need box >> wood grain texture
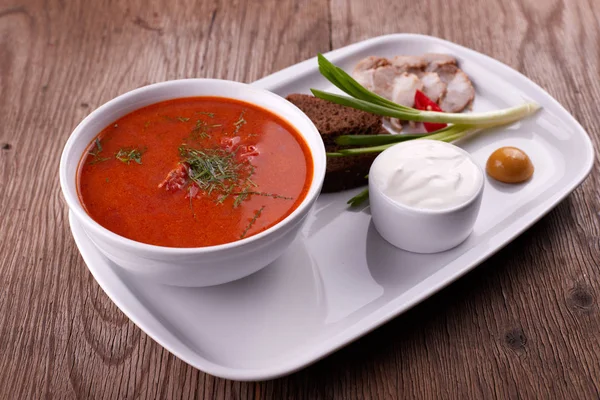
[1,0,599,398]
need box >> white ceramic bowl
[60,79,326,287]
[369,141,484,253]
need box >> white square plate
[69,34,594,380]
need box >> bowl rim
[59,78,326,254]
[369,139,485,215]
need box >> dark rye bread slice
[286,94,386,192]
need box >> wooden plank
[1,0,600,398]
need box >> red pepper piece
[414,90,447,133]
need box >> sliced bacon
[438,70,475,113]
[352,53,475,127]
[423,53,458,72]
[391,55,427,74]
[419,72,446,103]
[352,57,397,99]
[158,163,189,192]
[391,73,423,107]
[221,136,241,149]
[237,145,260,161]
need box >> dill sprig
[195,111,215,118]
[88,138,110,164]
[232,191,293,200]
[116,147,145,164]
[190,119,223,140]
[233,111,246,134]
[179,146,247,195]
[240,206,265,239]
[180,144,293,208]
[216,184,235,204]
[233,187,251,208]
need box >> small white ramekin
[60,79,326,287]
[368,140,484,253]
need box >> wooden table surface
[2,0,600,398]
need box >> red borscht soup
[77,97,313,247]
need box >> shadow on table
[256,196,579,394]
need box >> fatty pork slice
[388,73,423,130]
[391,73,423,107]
[352,56,397,99]
[423,53,458,71]
[439,70,475,113]
[352,56,381,88]
[391,55,427,74]
[427,62,475,113]
[419,72,446,103]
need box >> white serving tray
[69,34,594,381]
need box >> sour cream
[369,140,483,210]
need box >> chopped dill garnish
[178,144,289,208]
[246,177,258,187]
[179,146,248,196]
[232,191,293,200]
[143,120,151,130]
[189,119,223,141]
[91,138,102,152]
[233,111,246,134]
[194,131,211,140]
[88,138,110,164]
[116,147,145,164]
[216,184,235,204]
[88,157,110,165]
[105,178,109,183]
[240,206,265,239]
[233,187,250,208]
[195,111,215,118]
[177,117,190,122]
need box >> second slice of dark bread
[286,93,386,192]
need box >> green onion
[312,89,538,126]
[335,132,428,146]
[347,188,370,207]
